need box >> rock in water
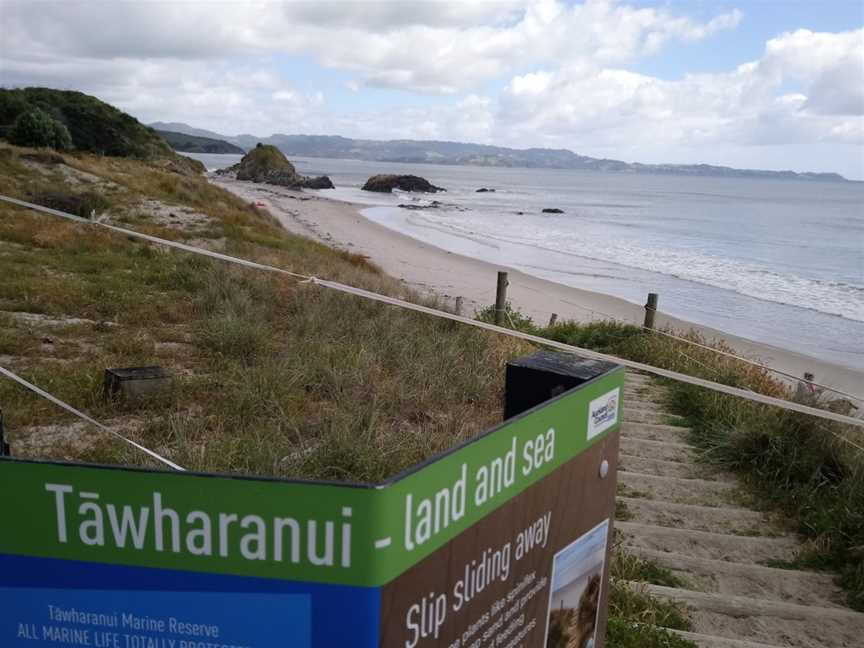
[362,174,444,193]
[234,143,334,189]
[302,175,335,189]
[542,208,564,214]
[475,187,496,192]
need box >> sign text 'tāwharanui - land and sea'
[0,354,623,648]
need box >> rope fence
[0,366,185,471]
[1,194,862,449]
[513,281,862,404]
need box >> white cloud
[490,27,864,175]
[0,1,861,177]
[1,0,741,93]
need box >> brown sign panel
[380,430,619,648]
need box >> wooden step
[624,385,665,397]
[622,399,667,412]
[621,421,691,444]
[618,453,704,479]
[623,407,683,425]
[619,471,737,507]
[618,497,773,537]
[640,583,864,648]
[625,379,656,390]
[628,547,848,608]
[616,521,799,564]
[620,437,694,463]
[667,628,791,648]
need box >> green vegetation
[491,310,864,611]
[606,618,696,648]
[9,108,73,151]
[0,88,173,159]
[611,550,689,590]
[0,142,528,482]
[606,548,697,647]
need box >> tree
[9,108,73,151]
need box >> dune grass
[0,143,529,481]
[606,549,696,647]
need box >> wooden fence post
[644,292,658,329]
[495,272,509,326]
[454,296,463,316]
[548,313,558,327]
[0,409,9,457]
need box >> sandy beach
[212,176,864,399]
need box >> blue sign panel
[0,555,380,647]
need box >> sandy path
[212,177,864,399]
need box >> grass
[0,142,530,480]
[605,618,696,648]
[494,310,864,612]
[607,548,696,647]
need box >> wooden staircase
[617,372,864,647]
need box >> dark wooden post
[454,296,463,316]
[494,271,509,326]
[548,313,558,327]
[0,409,9,457]
[644,292,658,329]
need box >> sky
[1,0,862,178]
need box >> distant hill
[155,129,244,154]
[152,122,848,182]
[0,88,174,159]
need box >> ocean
[190,153,864,371]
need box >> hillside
[156,129,245,154]
[153,121,848,182]
[1,88,174,159]
[0,141,523,481]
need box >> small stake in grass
[104,366,171,403]
[549,313,558,327]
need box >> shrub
[475,301,537,333]
[9,108,72,151]
[0,88,172,158]
[31,190,111,219]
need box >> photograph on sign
[543,519,610,648]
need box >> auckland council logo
[587,388,620,440]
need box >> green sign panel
[0,361,623,647]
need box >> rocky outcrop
[231,143,334,189]
[361,174,444,193]
[542,208,564,214]
[301,175,336,189]
[475,187,495,192]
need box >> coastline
[212,176,864,398]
